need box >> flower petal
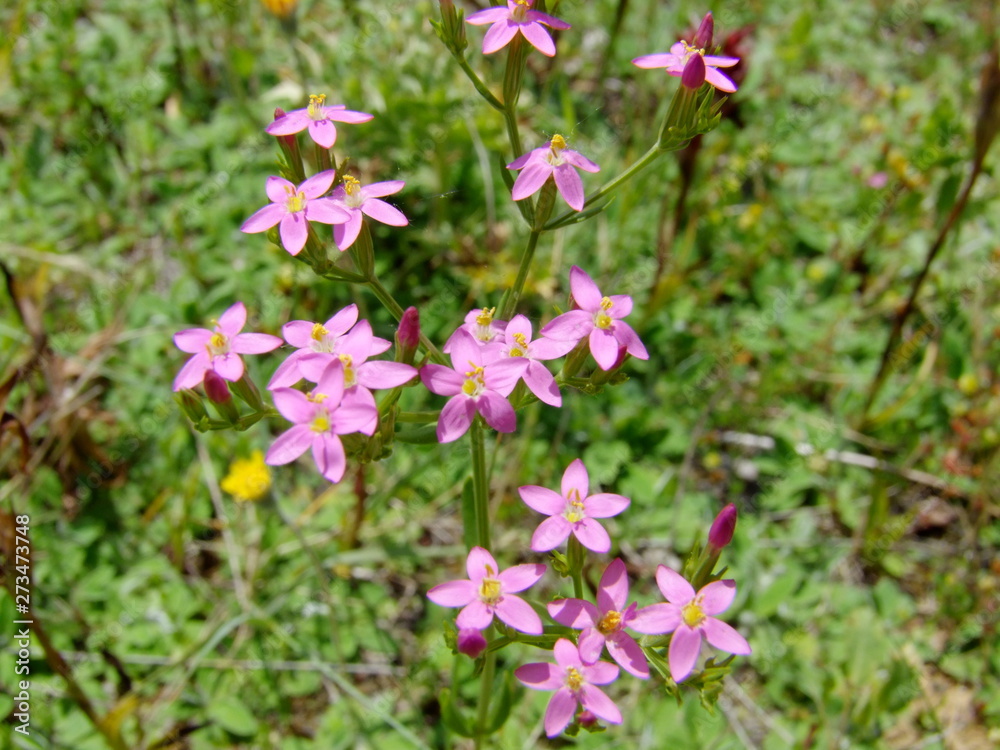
[705,66,737,93]
[312,433,346,483]
[607,633,649,678]
[212,353,244,382]
[668,626,703,683]
[631,53,676,69]
[477,391,516,433]
[482,19,519,54]
[497,563,546,593]
[279,212,309,256]
[301,171,334,201]
[511,162,552,201]
[656,565,696,604]
[495,595,543,635]
[568,265,603,311]
[265,425,313,465]
[325,304,359,337]
[531,515,572,552]
[584,492,630,519]
[218,302,247,334]
[325,107,374,124]
[553,163,585,210]
[420,364,464,396]
[305,198,351,225]
[573,518,611,554]
[308,118,337,148]
[265,175,295,203]
[427,579,477,608]
[702,617,752,656]
[613,320,649,360]
[173,353,209,390]
[522,362,561,406]
[547,598,600,629]
[543,689,577,738]
[628,602,681,634]
[553,638,584,670]
[333,210,363,250]
[526,10,571,30]
[579,685,622,725]
[561,458,589,499]
[518,485,565,515]
[562,149,600,173]
[540,310,592,341]
[360,180,405,198]
[577,627,606,663]
[456,600,494,630]
[596,558,629,613]
[173,328,212,353]
[361,198,408,227]
[356,361,417,389]
[465,6,510,25]
[241,202,286,234]
[699,579,737,615]
[514,662,562,690]
[582,659,620,686]
[265,110,311,136]
[482,358,523,396]
[518,21,556,57]
[436,395,475,443]
[589,329,620,370]
[271,387,314,423]
[231,332,282,354]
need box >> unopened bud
[203,370,232,404]
[456,628,487,659]
[708,503,738,550]
[395,306,420,364]
[176,389,209,423]
[577,710,599,729]
[681,53,707,90]
[693,12,714,50]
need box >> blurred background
[0,0,998,747]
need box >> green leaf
[439,688,475,737]
[207,696,259,737]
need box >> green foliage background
[1,0,998,747]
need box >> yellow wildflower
[220,451,272,502]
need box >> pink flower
[241,171,349,256]
[708,503,738,551]
[518,459,629,554]
[540,266,648,370]
[268,305,381,389]
[329,176,408,251]
[427,547,545,635]
[548,558,669,678]
[466,0,570,58]
[265,361,378,483]
[265,94,374,149]
[507,135,599,212]
[173,302,282,391]
[632,20,740,94]
[495,314,575,407]
[443,307,507,352]
[420,329,523,443]
[515,638,621,738]
[640,566,752,683]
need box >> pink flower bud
[204,370,232,404]
[681,53,707,89]
[395,306,420,364]
[456,628,487,659]
[578,710,599,729]
[272,107,297,149]
[708,503,737,550]
[693,12,714,50]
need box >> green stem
[456,57,505,112]
[365,276,448,365]
[499,229,541,320]
[568,535,585,599]
[470,417,490,550]
[475,642,497,748]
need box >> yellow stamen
[285,188,306,213]
[597,610,622,635]
[475,307,495,326]
[343,175,361,196]
[307,93,327,119]
[512,332,528,348]
[479,577,501,604]
[339,354,356,387]
[681,600,706,628]
[310,413,331,433]
[550,134,567,152]
[305,391,328,403]
[600,296,613,311]
[311,323,329,340]
[595,299,614,330]
[565,667,583,692]
[209,333,227,350]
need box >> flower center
[207,332,229,357]
[473,307,497,342]
[681,41,706,61]
[563,487,586,524]
[479,566,502,605]
[565,666,583,692]
[285,187,307,213]
[597,610,623,635]
[307,93,327,120]
[462,363,486,398]
[338,353,356,387]
[546,133,567,166]
[342,175,364,208]
[311,323,329,340]
[594,297,614,329]
[508,332,528,357]
[511,0,530,22]
[310,407,331,433]
[681,600,706,628]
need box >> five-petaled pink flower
[443,307,507,352]
[265,361,378,483]
[518,458,629,553]
[632,17,740,94]
[241,170,349,256]
[466,0,570,58]
[329,176,408,251]
[640,565,751,683]
[507,135,599,212]
[420,329,523,443]
[541,266,648,370]
[515,638,621,737]
[266,94,374,149]
[268,304,384,389]
[173,302,282,391]
[427,546,546,634]
[496,314,575,407]
[548,558,672,679]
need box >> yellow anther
[339,354,353,367]
[681,600,706,628]
[462,379,478,395]
[512,332,528,348]
[600,296,613,311]
[310,413,331,433]
[475,307,495,326]
[464,363,485,380]
[339,354,356,386]
[565,667,583,692]
[311,323,329,340]
[479,577,502,604]
[286,190,306,213]
[209,333,227,350]
[307,93,327,119]
[598,610,622,635]
[305,391,328,403]
[550,134,567,151]
[343,175,361,196]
